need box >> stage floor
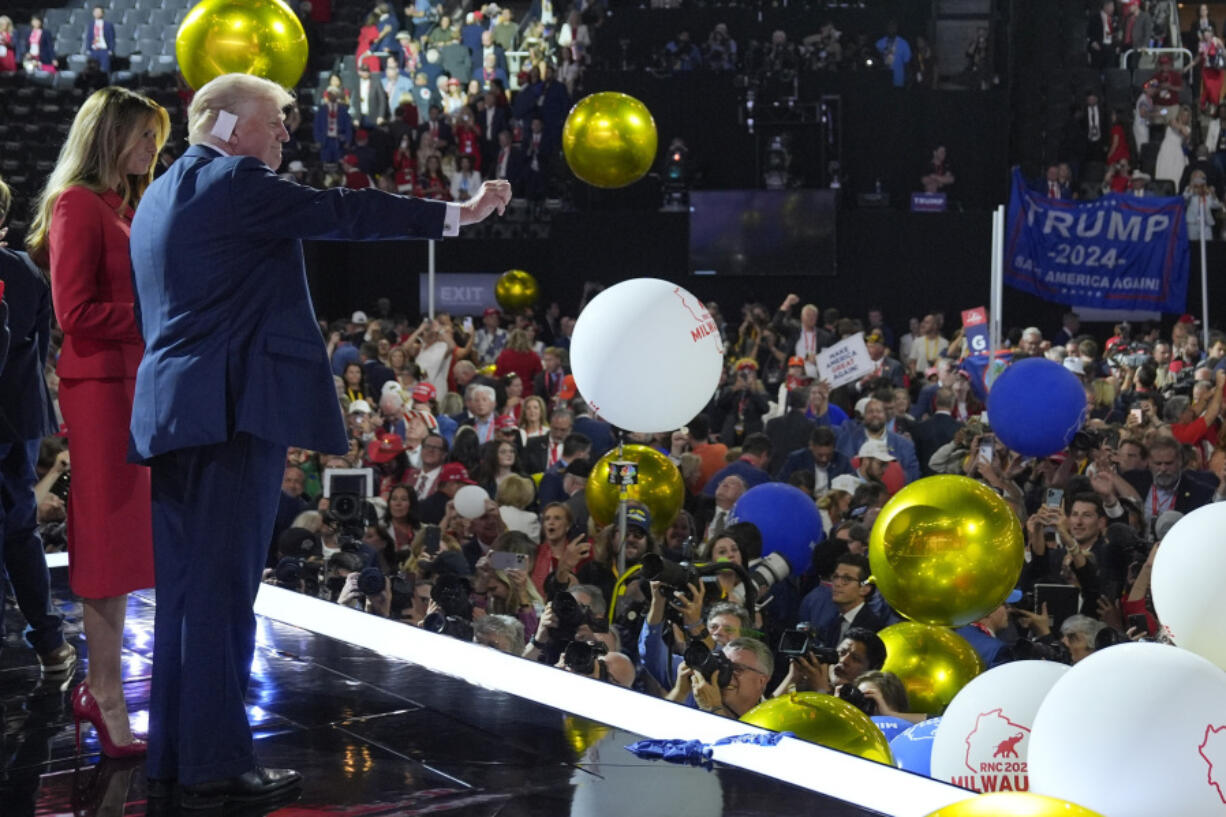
[1,577,889,817]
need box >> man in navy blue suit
[128,74,510,808]
[83,6,115,73]
[775,426,852,488]
[571,397,614,459]
[0,177,75,676]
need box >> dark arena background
[2,0,1226,815]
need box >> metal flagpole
[988,205,1003,359]
[1200,193,1210,350]
[427,240,436,320]
[616,435,628,578]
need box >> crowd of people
[290,0,590,208]
[627,18,993,91]
[100,285,1220,719]
[1049,1,1226,238]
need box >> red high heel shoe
[72,681,147,759]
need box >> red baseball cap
[483,307,500,318]
[367,433,406,464]
[557,374,578,400]
[412,382,437,404]
[495,414,518,431]
[343,153,360,166]
[787,356,805,368]
[437,462,476,485]
[1177,314,1200,325]
[407,409,439,431]
[355,129,369,140]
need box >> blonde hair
[0,174,11,224]
[506,328,532,352]
[496,474,535,509]
[0,16,12,33]
[27,87,169,267]
[188,73,294,146]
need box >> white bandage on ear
[210,110,238,141]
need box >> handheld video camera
[777,622,839,665]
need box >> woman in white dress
[1154,105,1190,187]
[1133,82,1156,150]
[406,318,454,398]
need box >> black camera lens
[562,639,607,676]
[274,557,304,587]
[357,566,385,596]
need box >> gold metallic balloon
[740,693,893,765]
[868,475,1024,627]
[585,445,683,537]
[879,622,984,715]
[924,793,1105,817]
[562,92,658,189]
[176,0,308,91]
[478,363,497,377]
[494,269,539,312]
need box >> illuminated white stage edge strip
[44,554,966,815]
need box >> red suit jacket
[50,186,144,378]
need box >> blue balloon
[987,357,1087,457]
[871,716,912,742]
[890,717,941,776]
[731,483,823,572]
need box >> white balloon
[930,661,1068,793]
[1030,643,1226,816]
[570,278,724,433]
[1152,503,1226,671]
[454,484,489,519]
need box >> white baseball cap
[347,399,373,414]
[351,310,368,324]
[830,474,863,494]
[857,439,896,462]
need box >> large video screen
[689,190,837,276]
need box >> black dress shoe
[180,767,301,809]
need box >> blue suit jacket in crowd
[128,145,448,462]
[18,28,56,66]
[776,447,853,483]
[313,103,354,145]
[955,624,1011,668]
[835,423,920,483]
[82,20,115,52]
[0,249,57,442]
[573,415,615,459]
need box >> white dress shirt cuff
[441,202,461,237]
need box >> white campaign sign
[816,332,875,389]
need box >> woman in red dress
[355,13,382,73]
[27,87,168,757]
[494,329,543,395]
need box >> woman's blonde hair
[506,328,532,352]
[27,86,169,267]
[496,474,535,509]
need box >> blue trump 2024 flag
[1004,168,1189,314]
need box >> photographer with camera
[668,637,773,719]
[638,572,752,689]
[523,584,613,666]
[336,568,393,618]
[554,637,635,688]
[772,626,885,699]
